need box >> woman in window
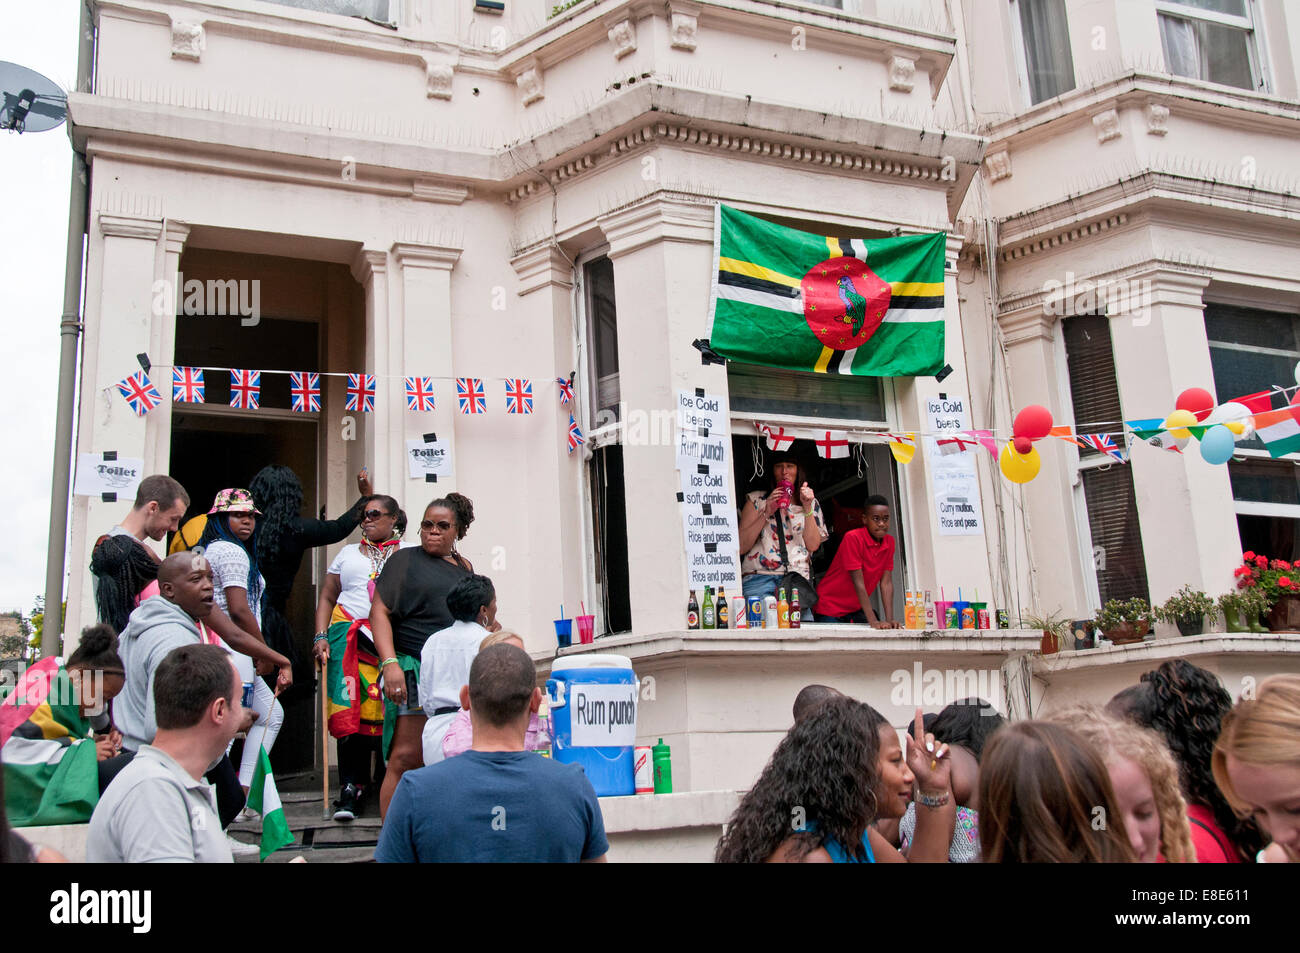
[1213,674,1300,863]
[737,449,828,613]
[199,488,283,800]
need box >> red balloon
[1176,387,1215,422]
[1013,436,1033,455]
[1013,404,1053,441]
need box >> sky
[0,1,80,613]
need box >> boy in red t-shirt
[813,495,902,627]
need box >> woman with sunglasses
[368,493,481,818]
[312,495,410,820]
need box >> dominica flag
[246,745,294,862]
[708,204,946,377]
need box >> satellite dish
[0,61,68,134]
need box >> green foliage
[1021,610,1072,651]
[1154,585,1216,624]
[549,0,587,17]
[1094,597,1152,631]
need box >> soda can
[732,596,749,629]
[996,609,1010,629]
[634,746,654,794]
[763,595,779,629]
[748,597,764,627]
[977,608,990,630]
[241,681,254,708]
[944,606,959,629]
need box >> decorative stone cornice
[163,221,190,256]
[350,249,388,285]
[98,213,163,240]
[390,241,463,271]
[996,306,1055,346]
[996,259,1210,319]
[999,213,1129,262]
[510,244,575,296]
[597,194,714,259]
[412,181,470,204]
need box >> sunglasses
[421,520,454,531]
[362,509,392,521]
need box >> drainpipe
[41,0,94,657]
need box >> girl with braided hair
[1113,660,1264,862]
[1048,705,1195,862]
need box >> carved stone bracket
[984,149,1012,183]
[1092,107,1121,144]
[170,19,205,62]
[516,60,544,107]
[607,17,637,60]
[888,55,916,93]
[424,60,454,101]
[669,2,700,52]
[1145,102,1169,136]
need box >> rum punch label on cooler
[634,745,654,794]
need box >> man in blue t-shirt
[375,643,608,863]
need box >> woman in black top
[249,465,372,672]
[370,493,476,818]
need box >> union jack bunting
[405,377,436,412]
[758,423,795,452]
[555,377,574,404]
[290,372,321,413]
[346,373,376,413]
[505,379,533,415]
[172,367,204,404]
[230,369,260,410]
[457,378,486,414]
[567,413,585,453]
[1080,432,1126,462]
[117,371,162,417]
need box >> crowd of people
[1,462,1297,866]
[717,664,1299,863]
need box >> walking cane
[319,658,330,820]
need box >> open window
[1157,0,1261,91]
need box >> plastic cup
[934,601,953,628]
[554,619,572,648]
[953,601,972,629]
[972,603,989,629]
[576,614,595,644]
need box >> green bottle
[701,586,715,629]
[652,737,673,794]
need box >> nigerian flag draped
[707,204,946,377]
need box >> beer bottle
[789,587,801,629]
[687,591,700,629]
[717,586,729,629]
[777,587,790,629]
[702,586,715,629]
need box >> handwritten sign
[926,397,984,536]
[405,437,452,480]
[676,389,742,589]
[74,454,143,498]
[570,683,639,747]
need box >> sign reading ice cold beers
[570,683,639,747]
[676,389,741,590]
[926,396,984,537]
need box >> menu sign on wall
[676,389,741,589]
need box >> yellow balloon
[999,443,1041,484]
[1163,409,1197,439]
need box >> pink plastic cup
[934,601,953,628]
[576,614,596,644]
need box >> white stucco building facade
[55,0,1300,798]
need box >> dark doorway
[589,445,632,635]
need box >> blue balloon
[1200,425,1235,465]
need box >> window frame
[1009,0,1078,108]
[1154,0,1267,93]
[254,0,401,24]
[574,245,623,450]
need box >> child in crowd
[440,631,550,759]
[812,494,901,627]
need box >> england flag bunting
[505,379,533,415]
[172,367,204,404]
[567,413,585,453]
[117,371,162,417]
[346,374,376,413]
[405,377,436,412]
[813,430,851,459]
[457,378,486,414]
[555,377,574,405]
[758,423,795,452]
[937,432,978,455]
[290,372,321,413]
[230,370,260,410]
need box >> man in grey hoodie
[112,553,258,843]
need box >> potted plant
[1155,585,1216,637]
[1094,598,1152,645]
[1022,611,1073,655]
[1233,552,1300,631]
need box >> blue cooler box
[546,654,638,797]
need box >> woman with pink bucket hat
[198,489,285,809]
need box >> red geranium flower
[1256,555,1269,568]
[1281,577,1292,587]
[1243,551,1256,561]
[1280,561,1292,571]
[1246,579,1257,587]
[1234,567,1249,577]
